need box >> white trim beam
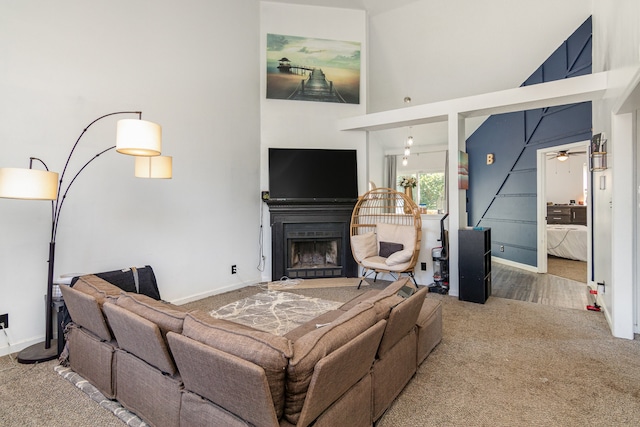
[338,72,608,132]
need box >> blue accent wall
[466,17,592,267]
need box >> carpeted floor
[1,282,639,426]
[547,255,587,283]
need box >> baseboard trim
[491,256,538,273]
[171,280,252,306]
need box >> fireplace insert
[267,200,358,280]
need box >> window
[418,171,446,213]
[395,150,447,215]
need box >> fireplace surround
[266,200,358,280]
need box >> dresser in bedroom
[546,205,587,226]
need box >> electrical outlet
[231,265,237,274]
[500,245,505,252]
[421,262,427,271]
[0,313,8,329]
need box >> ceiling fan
[546,149,586,162]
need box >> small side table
[53,274,78,356]
[53,297,66,356]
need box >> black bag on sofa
[75,265,162,301]
[61,265,162,332]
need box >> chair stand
[357,268,418,290]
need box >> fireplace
[286,223,343,278]
[267,200,358,280]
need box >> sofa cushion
[377,286,427,358]
[296,320,386,427]
[308,374,373,427]
[338,289,380,312]
[372,329,417,420]
[59,285,112,341]
[336,278,409,322]
[168,332,280,427]
[350,231,377,262]
[379,241,403,258]
[416,298,443,365]
[284,309,343,342]
[66,325,117,399]
[181,311,292,419]
[180,390,252,427]
[116,292,189,337]
[285,302,377,424]
[358,278,412,322]
[103,302,178,375]
[115,349,183,427]
[72,275,123,305]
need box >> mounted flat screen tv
[268,148,358,202]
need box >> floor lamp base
[17,340,59,364]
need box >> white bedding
[547,224,587,262]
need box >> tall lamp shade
[116,119,162,156]
[135,156,173,179]
[0,111,171,364]
[0,168,58,200]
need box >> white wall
[259,2,368,281]
[0,0,262,356]
[592,0,640,338]
[367,0,593,112]
[545,155,588,205]
[364,0,593,294]
[365,0,592,151]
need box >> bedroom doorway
[537,141,591,284]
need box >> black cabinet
[459,228,491,304]
[546,205,586,225]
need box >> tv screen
[268,148,358,201]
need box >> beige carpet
[547,255,587,283]
[267,276,365,290]
[2,283,639,427]
[377,294,640,426]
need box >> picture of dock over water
[266,34,360,104]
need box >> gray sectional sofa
[60,274,442,427]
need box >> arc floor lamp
[0,111,172,364]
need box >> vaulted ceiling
[264,0,594,148]
[264,0,417,16]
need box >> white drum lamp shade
[135,156,173,179]
[0,168,59,200]
[0,111,170,364]
[116,119,162,156]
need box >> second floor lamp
[0,111,172,363]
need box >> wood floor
[491,261,591,311]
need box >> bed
[546,224,588,262]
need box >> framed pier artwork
[266,33,361,104]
